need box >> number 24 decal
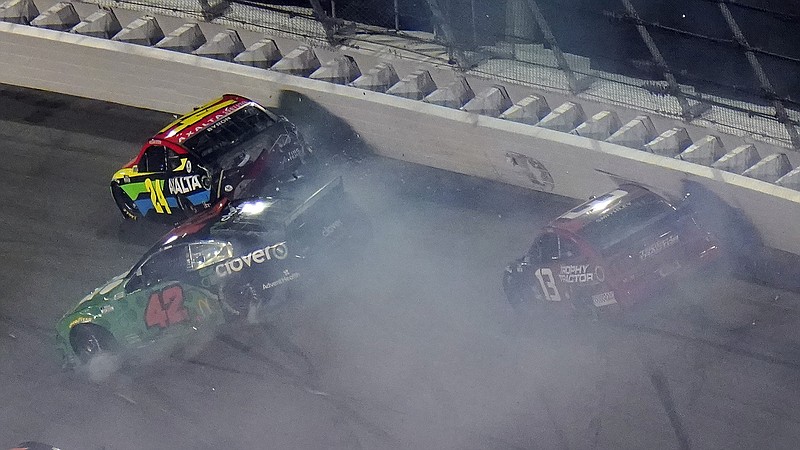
[145,178,172,214]
[145,285,189,328]
[534,268,562,302]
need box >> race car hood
[56,272,128,349]
[70,271,128,313]
[210,176,345,241]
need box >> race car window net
[135,244,191,287]
[167,149,182,171]
[138,145,168,172]
[578,194,674,255]
[531,232,560,261]
[183,106,276,163]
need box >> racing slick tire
[69,324,118,364]
[219,281,274,322]
[503,271,544,312]
[176,194,202,217]
[111,183,140,221]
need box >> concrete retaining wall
[1,21,799,255]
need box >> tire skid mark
[588,324,612,449]
[207,329,531,448]
[0,312,53,340]
[642,356,692,450]
[617,322,800,371]
[203,333,401,447]
[536,388,571,450]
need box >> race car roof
[550,183,660,233]
[153,94,252,146]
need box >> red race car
[110,94,308,220]
[503,183,720,315]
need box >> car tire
[176,194,200,217]
[69,324,117,364]
[111,183,140,221]
[220,281,269,320]
[503,271,538,309]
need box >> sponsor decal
[204,115,231,133]
[591,291,618,307]
[168,175,202,195]
[175,103,242,142]
[263,269,300,290]
[322,219,343,237]
[68,317,93,328]
[215,243,289,277]
[640,234,679,260]
[595,201,632,223]
[284,147,302,163]
[559,264,594,283]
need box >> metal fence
[305,0,800,149]
[85,0,800,149]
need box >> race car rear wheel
[220,281,274,321]
[69,324,117,364]
[176,194,201,217]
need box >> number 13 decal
[534,268,562,302]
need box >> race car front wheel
[176,194,201,217]
[504,272,536,308]
[111,183,140,220]
[69,324,117,364]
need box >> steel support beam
[425,0,466,66]
[717,2,800,148]
[619,0,700,121]
[523,0,589,94]
[308,0,337,43]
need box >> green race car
[57,172,366,367]
[55,240,231,366]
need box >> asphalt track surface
[3,85,800,449]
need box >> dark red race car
[502,183,720,315]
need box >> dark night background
[244,0,800,106]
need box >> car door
[164,147,213,212]
[122,243,223,349]
[528,231,591,308]
[127,144,174,216]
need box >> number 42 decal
[145,285,189,328]
[534,268,562,302]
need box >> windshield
[578,193,674,253]
[182,105,276,164]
